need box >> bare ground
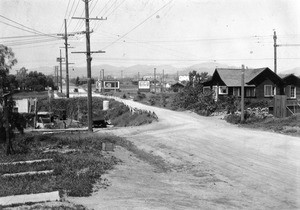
[68,99,300,210]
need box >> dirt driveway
[68,99,300,209]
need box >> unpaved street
[69,99,300,209]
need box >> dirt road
[69,99,300,209]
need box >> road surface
[68,98,300,209]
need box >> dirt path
[68,99,300,209]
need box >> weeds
[0,133,120,197]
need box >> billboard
[138,80,150,92]
[103,81,120,90]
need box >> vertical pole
[55,66,58,88]
[154,68,156,93]
[59,49,63,93]
[138,72,140,80]
[162,69,165,92]
[102,69,105,93]
[241,65,245,123]
[4,96,10,155]
[85,0,93,132]
[65,19,69,98]
[273,30,277,74]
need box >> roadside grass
[226,113,300,136]
[0,132,120,197]
[12,91,49,99]
[111,136,171,173]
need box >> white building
[179,75,189,82]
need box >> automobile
[36,112,54,129]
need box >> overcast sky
[1,0,300,73]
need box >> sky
[1,0,300,74]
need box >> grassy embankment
[0,133,119,197]
[0,131,171,198]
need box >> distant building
[14,98,36,113]
[179,75,189,82]
[142,75,160,81]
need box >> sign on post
[138,80,150,92]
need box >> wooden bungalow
[203,68,285,102]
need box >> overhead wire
[101,0,177,50]
[58,0,72,33]
[0,15,61,39]
[91,0,116,30]
[92,0,126,32]
[66,0,76,27]
[68,0,81,28]
[0,33,62,40]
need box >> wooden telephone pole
[273,30,277,74]
[72,0,106,132]
[241,65,245,123]
[59,50,63,93]
[64,19,70,98]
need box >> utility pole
[64,19,70,98]
[72,0,106,132]
[121,70,123,80]
[102,69,105,93]
[85,0,93,132]
[273,30,277,74]
[162,69,165,92]
[154,68,156,93]
[59,50,63,93]
[54,66,59,87]
[241,65,245,123]
[138,72,140,81]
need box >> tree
[16,67,28,91]
[75,76,80,86]
[23,71,54,91]
[172,71,216,115]
[0,45,24,155]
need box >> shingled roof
[215,68,267,87]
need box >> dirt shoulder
[69,99,300,209]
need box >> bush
[224,114,241,124]
[134,92,146,101]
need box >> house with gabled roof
[203,67,285,101]
[281,74,300,100]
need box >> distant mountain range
[26,62,300,78]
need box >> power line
[0,33,62,40]
[65,0,77,28]
[72,8,85,32]
[101,0,178,50]
[92,57,300,62]
[68,0,81,28]
[0,15,60,39]
[2,36,60,45]
[93,0,125,32]
[91,0,115,30]
[90,0,100,14]
[6,38,61,47]
[64,0,72,19]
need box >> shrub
[224,114,241,124]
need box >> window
[218,86,228,94]
[233,87,240,96]
[264,85,273,97]
[290,86,296,98]
[246,87,256,97]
